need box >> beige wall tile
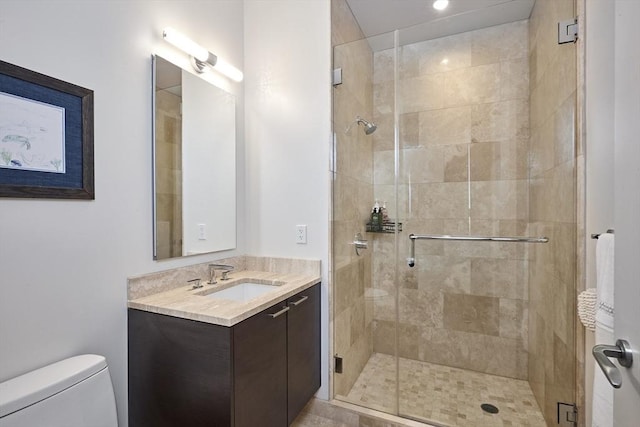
[419,106,472,146]
[373,150,395,185]
[399,113,419,148]
[499,298,529,340]
[373,81,394,116]
[416,255,471,294]
[399,288,443,328]
[469,139,529,181]
[373,49,394,84]
[412,182,469,219]
[471,100,528,143]
[444,64,501,107]
[470,179,528,221]
[500,58,530,101]
[443,293,500,336]
[470,258,529,300]
[416,32,472,75]
[399,74,445,113]
[554,93,577,167]
[372,319,396,355]
[331,0,365,47]
[334,41,373,110]
[471,20,528,66]
[372,113,394,152]
[402,146,445,184]
[418,326,528,379]
[443,144,469,182]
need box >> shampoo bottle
[371,200,381,231]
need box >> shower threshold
[337,353,546,427]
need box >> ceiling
[345,0,535,51]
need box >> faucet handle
[208,264,234,283]
[188,278,202,289]
[207,264,217,285]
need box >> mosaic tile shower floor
[338,353,547,426]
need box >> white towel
[578,288,597,331]
[592,233,615,427]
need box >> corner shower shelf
[366,221,402,233]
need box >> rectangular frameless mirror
[153,55,236,260]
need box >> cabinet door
[128,309,232,427]
[287,283,321,424]
[233,303,288,427]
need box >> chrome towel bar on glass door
[407,233,549,267]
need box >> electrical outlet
[296,225,307,244]
[198,224,207,240]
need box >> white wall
[244,0,332,399]
[584,1,615,424]
[0,2,244,426]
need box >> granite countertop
[127,269,320,327]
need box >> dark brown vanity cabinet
[128,282,320,427]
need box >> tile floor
[337,353,547,427]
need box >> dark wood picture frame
[0,60,94,199]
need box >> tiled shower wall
[370,21,531,380]
[528,0,578,424]
[331,0,375,398]
[155,89,183,258]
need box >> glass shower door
[331,32,399,416]
[332,1,578,425]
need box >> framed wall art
[0,60,94,199]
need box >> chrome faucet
[208,264,234,284]
[188,278,203,289]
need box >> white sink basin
[203,282,279,302]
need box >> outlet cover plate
[296,225,307,244]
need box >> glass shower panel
[393,20,542,426]
[331,31,399,416]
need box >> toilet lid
[0,354,107,418]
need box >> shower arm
[407,233,549,267]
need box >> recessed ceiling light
[433,0,449,11]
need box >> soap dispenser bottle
[381,201,389,223]
[371,200,381,231]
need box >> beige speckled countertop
[128,270,320,327]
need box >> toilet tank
[0,354,118,427]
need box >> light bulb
[163,27,243,82]
[433,0,449,11]
[163,27,209,62]
[213,57,244,82]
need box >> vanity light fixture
[433,0,449,11]
[162,27,244,82]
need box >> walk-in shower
[331,0,578,425]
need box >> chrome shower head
[345,116,377,135]
[357,117,377,135]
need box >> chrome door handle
[267,306,290,318]
[592,339,633,388]
[289,295,308,306]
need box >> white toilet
[0,354,118,427]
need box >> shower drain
[481,403,499,414]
